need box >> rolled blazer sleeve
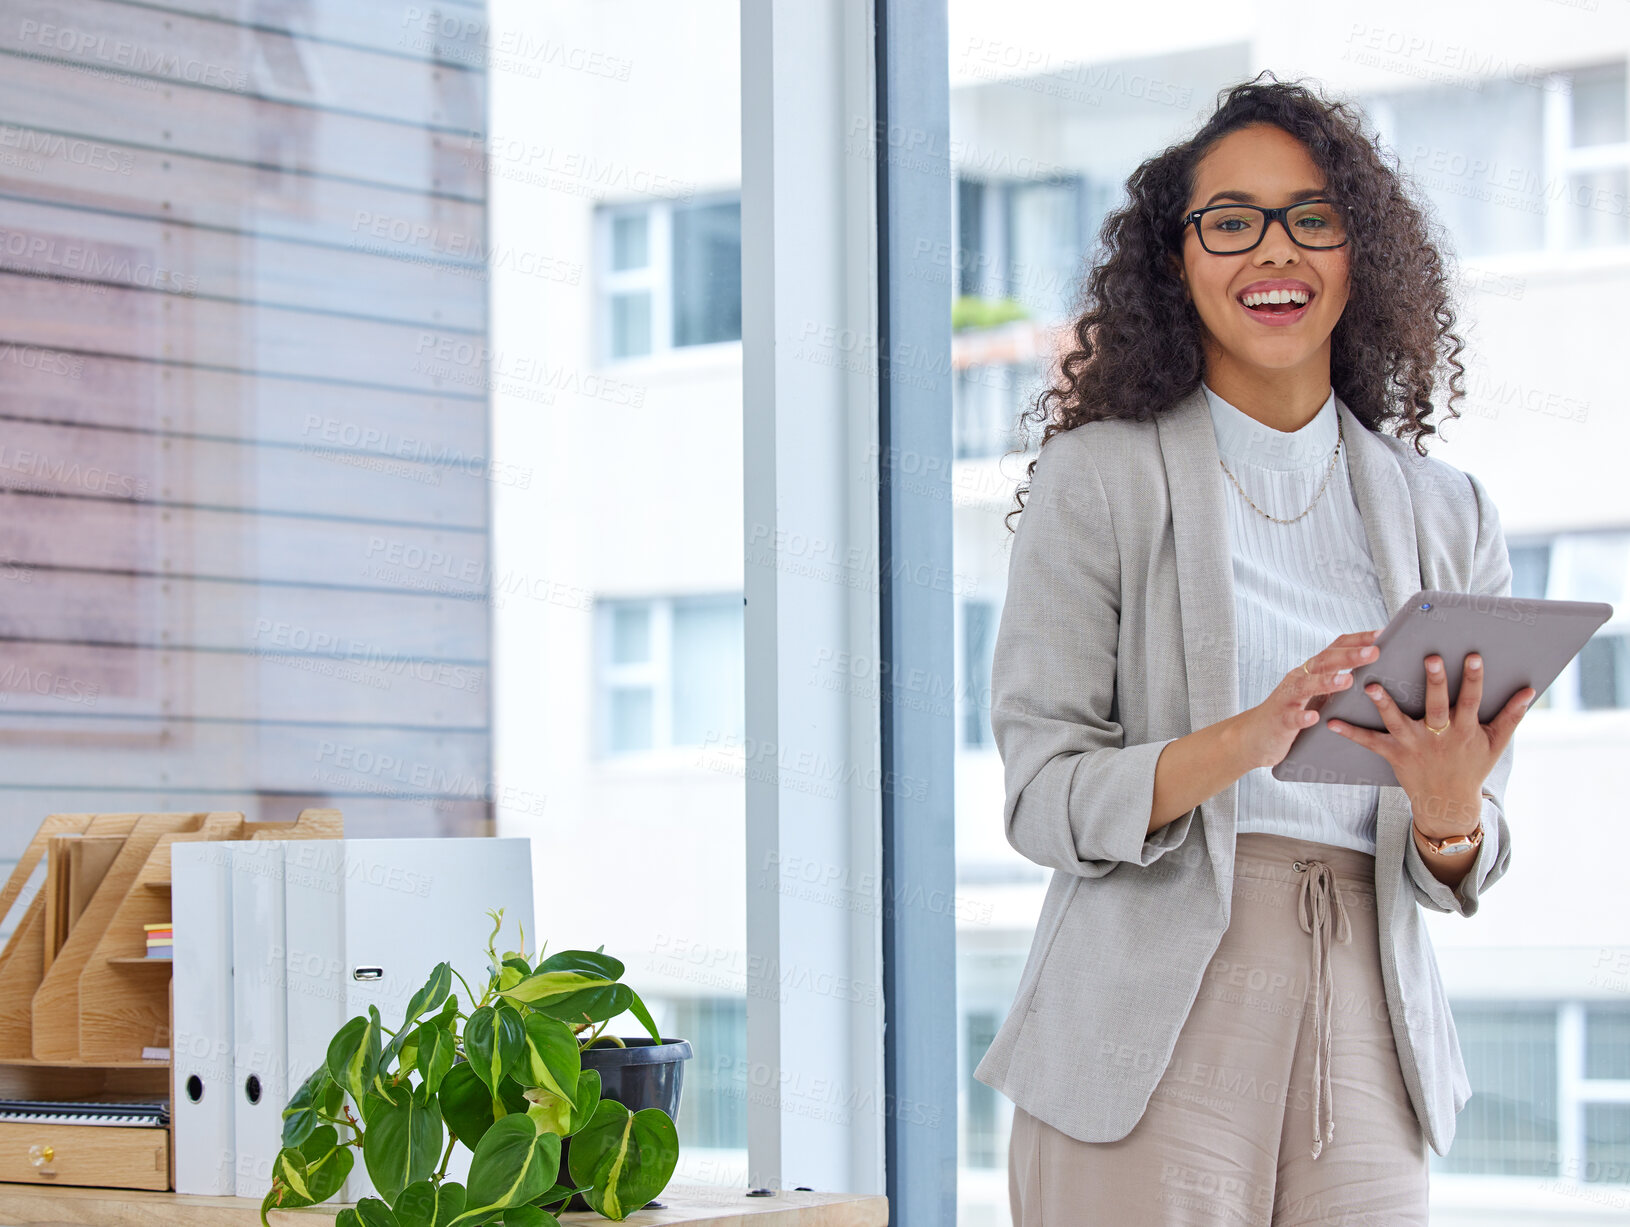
[1403,469,1516,917]
[991,435,1199,878]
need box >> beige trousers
[1007,831,1430,1227]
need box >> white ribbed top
[1204,381,1394,856]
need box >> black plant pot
[554,1037,693,1215]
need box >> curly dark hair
[1004,69,1468,532]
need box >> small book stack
[143,922,172,961]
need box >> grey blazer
[972,383,1515,1158]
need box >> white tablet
[1272,589,1613,789]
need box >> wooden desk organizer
[0,809,342,1191]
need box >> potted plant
[261,910,691,1226]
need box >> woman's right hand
[1236,631,1383,771]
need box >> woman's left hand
[1326,650,1535,834]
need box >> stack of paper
[143,922,172,960]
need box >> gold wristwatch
[1413,790,1494,857]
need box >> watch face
[1436,837,1477,856]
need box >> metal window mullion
[877,0,957,1223]
[652,202,675,354]
[1544,73,1573,251]
[1559,1000,1586,1183]
[652,597,675,750]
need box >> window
[952,360,1039,460]
[963,1010,1002,1167]
[597,595,744,755]
[659,995,748,1150]
[598,194,742,361]
[1435,1003,1560,1176]
[961,599,999,749]
[1364,60,1630,257]
[954,175,1087,322]
[1510,531,1630,712]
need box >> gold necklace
[1217,414,1344,525]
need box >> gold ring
[1425,721,1449,735]
[1301,662,1311,676]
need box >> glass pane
[1578,634,1630,710]
[1006,178,1083,320]
[671,597,744,747]
[1572,61,1628,147]
[1375,78,1547,257]
[1510,543,1552,601]
[609,687,655,755]
[660,995,749,1148]
[611,603,652,665]
[486,2,745,1189]
[611,291,654,359]
[1433,1004,1558,1177]
[962,601,998,748]
[1566,168,1630,250]
[1585,1003,1630,1079]
[612,211,651,271]
[1585,1104,1630,1185]
[672,199,743,346]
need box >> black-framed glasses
[1182,199,1350,254]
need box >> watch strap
[1413,790,1494,857]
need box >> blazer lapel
[1156,386,1425,880]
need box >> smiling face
[1171,123,1351,411]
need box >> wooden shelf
[106,958,173,968]
[0,1183,889,1227]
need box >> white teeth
[1241,288,1310,308]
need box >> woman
[973,72,1536,1224]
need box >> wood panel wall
[0,0,495,856]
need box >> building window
[954,175,1088,322]
[952,360,1039,460]
[1432,1000,1630,1183]
[961,599,999,749]
[1501,531,1630,712]
[963,1010,1002,1168]
[659,995,748,1150]
[598,195,742,362]
[597,595,744,755]
[1436,1002,1560,1176]
[1364,60,1630,257]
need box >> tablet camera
[1419,602,1432,612]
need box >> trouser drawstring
[1294,857,1352,1160]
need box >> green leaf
[296,1125,354,1204]
[336,1211,364,1227]
[566,1068,602,1135]
[362,1090,445,1202]
[261,1144,322,1226]
[448,1116,561,1227]
[533,1181,588,1212]
[502,1208,560,1227]
[497,970,618,1008]
[327,1013,381,1105]
[621,987,664,1045]
[393,1180,468,1227]
[567,1101,679,1221]
[403,962,455,1028]
[533,949,625,981]
[416,1020,458,1097]
[465,1005,525,1096]
[516,1015,579,1101]
[525,983,633,1030]
[522,1088,571,1137]
[355,1197,404,1227]
[440,1062,528,1150]
[369,1005,403,1101]
[281,1065,343,1148]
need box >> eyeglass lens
[1198,202,1347,252]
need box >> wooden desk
[0,1183,890,1227]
